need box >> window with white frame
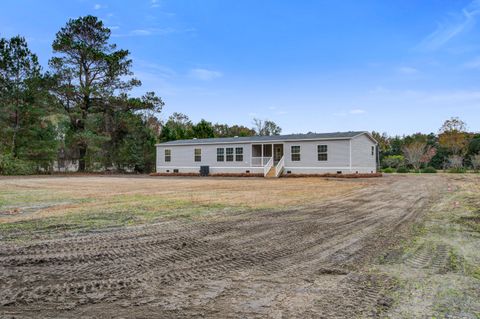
[371,145,375,156]
[318,145,328,161]
[217,148,224,161]
[291,146,300,161]
[235,147,243,162]
[226,147,234,162]
[164,149,171,162]
[194,148,201,162]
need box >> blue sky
[1,0,480,135]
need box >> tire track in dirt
[0,175,446,318]
[404,243,449,273]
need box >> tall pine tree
[0,36,59,173]
[49,15,163,171]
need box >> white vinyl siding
[284,140,349,168]
[156,143,252,171]
[351,134,377,172]
[156,133,378,174]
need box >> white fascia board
[155,136,352,147]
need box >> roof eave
[155,136,356,147]
[352,131,378,144]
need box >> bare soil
[0,175,448,318]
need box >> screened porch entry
[251,144,284,166]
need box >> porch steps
[265,166,277,178]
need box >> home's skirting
[156,166,377,175]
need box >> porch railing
[263,157,274,177]
[251,157,272,167]
[275,155,285,177]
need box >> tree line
[374,117,480,172]
[158,113,281,142]
[0,15,281,174]
[2,15,478,175]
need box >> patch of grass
[472,267,480,280]
[0,189,83,210]
[457,216,480,232]
[455,199,480,232]
[448,249,462,272]
[0,176,361,226]
[0,198,243,241]
[376,176,480,317]
[448,167,467,174]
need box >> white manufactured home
[155,131,378,177]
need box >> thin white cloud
[150,0,160,8]
[349,109,366,114]
[132,70,179,96]
[366,87,480,110]
[131,29,153,36]
[368,86,391,95]
[332,109,366,116]
[189,68,223,81]
[417,0,480,51]
[420,90,480,103]
[266,106,287,115]
[94,4,106,10]
[135,59,177,79]
[397,66,419,75]
[112,27,177,37]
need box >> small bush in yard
[382,167,396,173]
[447,155,464,169]
[471,154,480,172]
[448,167,467,173]
[421,166,437,173]
[396,167,409,173]
[382,155,405,169]
[0,154,37,175]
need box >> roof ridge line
[156,131,369,146]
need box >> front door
[274,144,283,164]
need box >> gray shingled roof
[156,131,368,146]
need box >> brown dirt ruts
[0,175,446,318]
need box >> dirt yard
[0,175,479,318]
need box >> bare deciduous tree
[448,155,464,169]
[438,117,468,156]
[439,117,467,133]
[252,118,282,136]
[470,154,480,172]
[403,142,433,170]
[420,146,437,166]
